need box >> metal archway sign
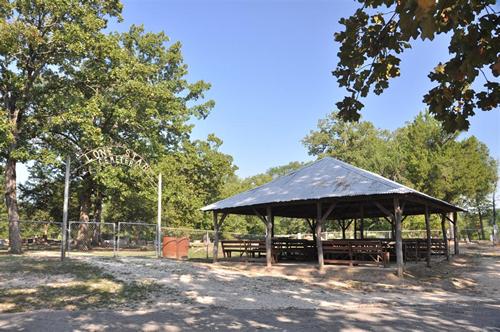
[61,146,162,260]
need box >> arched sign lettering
[76,146,153,178]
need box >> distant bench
[221,238,315,262]
[322,240,389,267]
[221,240,266,258]
[401,239,447,261]
[221,238,446,265]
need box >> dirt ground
[0,242,499,331]
[69,242,500,310]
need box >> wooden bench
[322,240,389,267]
[382,239,447,262]
[272,238,315,261]
[221,240,266,258]
[221,239,315,261]
[402,239,447,261]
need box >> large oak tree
[0,0,122,253]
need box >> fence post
[206,230,209,260]
[67,222,72,255]
[157,173,162,258]
[117,222,121,255]
[60,156,71,261]
[113,223,116,257]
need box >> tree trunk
[478,209,485,240]
[91,191,103,246]
[5,158,22,254]
[76,184,92,250]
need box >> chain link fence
[68,221,116,255]
[2,219,484,259]
[117,222,157,257]
[18,221,62,251]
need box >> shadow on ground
[0,301,499,332]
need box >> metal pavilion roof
[202,157,462,216]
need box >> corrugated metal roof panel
[202,157,460,211]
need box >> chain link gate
[117,222,158,257]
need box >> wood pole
[441,214,449,260]
[212,212,219,263]
[448,212,454,245]
[453,211,459,255]
[157,173,162,258]
[61,156,71,261]
[360,208,364,240]
[353,219,357,239]
[266,206,273,268]
[394,197,404,277]
[271,215,275,238]
[425,205,431,268]
[315,202,324,270]
[360,219,364,239]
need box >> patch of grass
[0,256,159,313]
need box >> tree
[333,0,499,132]
[0,0,122,253]
[302,112,394,177]
[456,137,497,239]
[42,24,215,248]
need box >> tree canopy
[333,0,499,131]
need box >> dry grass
[0,256,158,313]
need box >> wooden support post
[213,212,219,263]
[360,216,364,240]
[448,213,454,244]
[315,202,336,271]
[353,219,357,239]
[359,205,365,240]
[425,205,431,268]
[271,215,275,238]
[441,214,449,260]
[266,206,273,268]
[453,211,459,255]
[316,202,324,270]
[394,198,404,277]
[212,212,227,263]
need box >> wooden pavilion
[202,157,463,277]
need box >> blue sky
[17,0,499,181]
